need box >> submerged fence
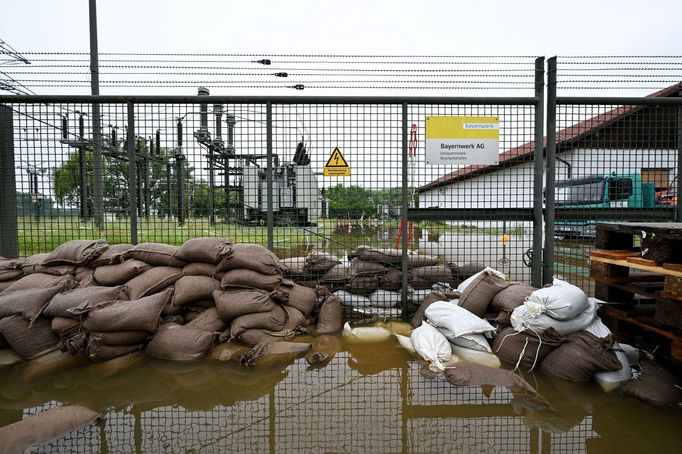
[0,57,680,301]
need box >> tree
[325,185,376,218]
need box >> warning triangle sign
[324,147,350,176]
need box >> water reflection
[1,337,682,453]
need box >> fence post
[0,105,18,258]
[127,101,138,245]
[401,103,409,314]
[544,57,557,285]
[266,102,274,251]
[531,56,545,288]
[89,0,104,229]
[677,105,682,223]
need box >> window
[608,178,633,201]
[642,168,670,191]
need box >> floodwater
[1,335,682,453]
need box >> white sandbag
[395,334,416,354]
[594,344,631,392]
[333,290,371,308]
[368,289,402,308]
[410,322,452,372]
[523,279,589,320]
[438,328,492,352]
[510,296,597,335]
[619,343,639,365]
[342,322,392,343]
[353,306,403,318]
[456,267,506,293]
[584,317,612,338]
[450,343,501,368]
[425,301,496,338]
[410,289,435,304]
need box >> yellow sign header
[425,116,499,140]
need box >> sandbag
[524,279,590,320]
[89,331,150,346]
[241,341,311,367]
[381,268,402,291]
[230,305,287,338]
[350,258,388,275]
[444,332,491,352]
[0,280,17,294]
[457,267,506,293]
[0,315,60,360]
[182,262,222,279]
[411,265,456,287]
[306,334,343,364]
[44,285,126,318]
[93,259,152,286]
[219,243,284,275]
[281,257,307,277]
[74,267,94,287]
[490,283,536,312]
[214,288,276,322]
[319,264,350,285]
[540,330,622,382]
[304,251,341,273]
[344,275,380,295]
[333,290,371,308]
[124,242,186,267]
[43,239,109,266]
[450,343,501,368]
[81,289,172,333]
[410,322,452,372]
[0,405,100,454]
[21,253,49,275]
[584,316,612,338]
[350,245,438,267]
[22,349,87,381]
[169,276,220,311]
[368,289,402,308]
[24,264,76,277]
[86,337,144,361]
[621,356,682,406]
[279,284,317,316]
[146,324,216,361]
[208,342,249,362]
[0,348,22,367]
[510,297,597,335]
[410,291,450,328]
[3,273,75,293]
[186,307,226,332]
[492,326,565,371]
[458,270,509,317]
[176,237,232,264]
[317,295,342,334]
[445,362,546,404]
[283,305,307,331]
[447,262,486,281]
[0,286,61,321]
[0,333,7,349]
[594,344,632,392]
[343,322,392,343]
[89,243,132,267]
[237,329,287,346]
[0,258,23,282]
[88,351,145,377]
[220,268,284,291]
[425,301,496,338]
[51,317,80,339]
[124,266,182,300]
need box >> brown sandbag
[492,327,566,371]
[20,253,49,274]
[411,265,456,287]
[124,242,186,267]
[3,273,75,293]
[44,285,126,319]
[319,263,350,285]
[81,289,172,333]
[445,362,548,405]
[25,264,77,277]
[22,349,88,381]
[90,331,150,346]
[146,324,216,361]
[88,351,145,377]
[230,305,287,338]
[86,337,144,362]
[214,288,277,322]
[241,340,312,367]
[281,257,306,276]
[381,269,403,291]
[283,305,306,331]
[621,356,682,406]
[0,333,7,349]
[0,405,101,454]
[74,267,94,287]
[317,295,343,334]
[0,348,22,367]
[43,239,109,266]
[51,317,80,339]
[124,266,182,300]
[490,283,536,312]
[89,243,132,267]
[220,268,285,291]
[0,258,23,282]
[350,245,438,267]
[93,259,152,286]
[458,271,509,318]
[0,286,61,321]
[344,275,380,295]
[176,237,232,264]
[350,258,388,275]
[186,307,226,332]
[208,342,249,362]
[306,334,342,364]
[304,251,341,274]
[182,262,222,279]
[540,331,623,382]
[410,291,451,328]
[219,243,284,275]
[447,262,487,280]
[237,329,291,346]
[170,276,221,311]
[0,315,60,360]
[279,284,317,316]
[0,280,17,294]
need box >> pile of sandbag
[0,238,342,368]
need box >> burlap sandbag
[458,271,509,318]
[0,405,100,454]
[22,349,88,381]
[176,237,232,264]
[86,337,144,362]
[0,333,8,349]
[146,323,216,360]
[540,331,623,382]
[26,264,76,277]
[317,295,343,334]
[304,251,341,274]
[0,280,17,294]
[214,288,276,322]
[0,315,60,359]
[168,276,221,313]
[182,262,222,279]
[492,327,565,371]
[21,253,49,274]
[220,268,285,291]
[410,291,459,328]
[278,284,317,316]
[51,317,80,339]
[81,289,172,333]
[89,331,150,346]
[219,243,284,275]
[306,334,343,364]
[411,265,456,288]
[490,283,536,312]
[93,259,152,286]
[349,245,438,267]
[237,329,285,346]
[0,348,22,367]
[90,243,132,267]
[0,258,23,282]
[3,273,75,293]
[381,269,402,291]
[283,305,307,331]
[208,342,250,362]
[0,286,61,321]
[74,267,94,287]
[447,262,487,281]
[124,242,186,267]
[230,305,287,338]
[124,266,182,300]
[186,307,226,332]
[43,239,109,266]
[241,341,312,367]
[44,285,126,319]
[345,275,380,295]
[319,263,350,285]
[350,258,388,275]
[621,356,682,406]
[281,257,306,276]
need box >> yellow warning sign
[323,147,350,177]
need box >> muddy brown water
[1,335,682,453]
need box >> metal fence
[1,56,681,302]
